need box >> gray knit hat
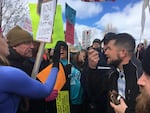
[7,26,33,46]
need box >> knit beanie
[142,45,150,76]
[7,26,33,46]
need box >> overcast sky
[28,0,150,45]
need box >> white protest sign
[36,0,56,42]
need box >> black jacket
[107,60,140,113]
[81,51,110,113]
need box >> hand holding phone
[109,90,121,105]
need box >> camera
[109,90,121,105]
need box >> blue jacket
[61,59,83,104]
[0,66,58,113]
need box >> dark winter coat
[81,51,110,113]
[107,60,140,113]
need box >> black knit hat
[102,32,116,45]
[142,45,150,76]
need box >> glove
[45,90,58,102]
[52,41,61,68]
[64,64,72,79]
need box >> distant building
[82,30,91,49]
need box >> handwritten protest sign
[29,4,65,48]
[36,0,56,42]
[56,91,70,113]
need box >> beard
[136,89,150,113]
[109,58,122,68]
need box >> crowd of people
[0,23,150,113]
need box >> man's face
[136,72,150,113]
[137,72,150,96]
[13,41,34,58]
[92,42,101,49]
[104,40,122,67]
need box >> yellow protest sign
[56,91,70,113]
[29,4,65,48]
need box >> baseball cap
[93,39,101,44]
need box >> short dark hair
[102,32,116,45]
[114,33,135,55]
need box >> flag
[65,3,76,44]
[140,0,150,41]
[65,3,76,25]
[81,0,115,2]
[65,20,75,44]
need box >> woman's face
[78,51,86,63]
[60,46,67,60]
[0,33,9,56]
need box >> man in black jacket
[88,33,142,113]
[106,33,141,113]
[80,34,116,113]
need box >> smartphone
[109,90,121,105]
[93,48,100,52]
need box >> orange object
[37,63,66,91]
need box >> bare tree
[2,0,29,35]
[0,0,3,27]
